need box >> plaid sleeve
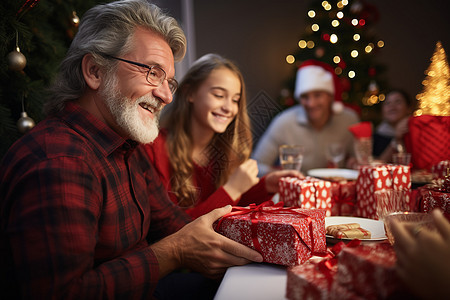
[3,155,161,299]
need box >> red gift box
[356,165,411,219]
[214,202,326,266]
[330,180,356,216]
[405,115,450,171]
[418,185,450,218]
[286,241,361,300]
[333,243,408,299]
[279,177,333,216]
[431,160,450,179]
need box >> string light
[306,40,315,48]
[286,55,295,64]
[351,19,358,26]
[331,20,340,27]
[353,34,360,41]
[308,10,316,18]
[335,67,343,75]
[351,50,359,58]
[312,24,320,31]
[330,34,338,43]
[348,70,356,78]
[377,40,385,48]
[336,11,344,19]
[337,1,344,9]
[333,56,341,63]
[298,40,307,48]
[342,0,349,5]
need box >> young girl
[144,53,301,218]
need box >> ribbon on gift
[315,239,361,290]
[331,183,355,215]
[215,200,321,256]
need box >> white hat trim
[294,65,335,100]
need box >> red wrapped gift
[214,201,326,266]
[405,115,450,171]
[333,243,409,299]
[417,185,450,218]
[432,160,450,179]
[356,165,411,219]
[279,177,333,216]
[286,241,361,300]
[330,180,356,216]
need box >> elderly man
[0,1,262,299]
[252,59,359,174]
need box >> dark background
[157,0,450,108]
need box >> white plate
[325,216,387,243]
[308,168,358,180]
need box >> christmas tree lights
[415,41,450,117]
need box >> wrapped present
[214,201,326,266]
[356,165,411,219]
[333,243,409,299]
[330,180,356,216]
[286,240,361,300]
[417,184,450,219]
[431,160,450,179]
[279,177,333,216]
[404,115,450,171]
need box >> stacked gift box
[286,242,414,300]
[279,177,356,217]
[355,164,411,219]
[214,202,327,266]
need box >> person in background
[0,1,263,299]
[252,59,359,174]
[144,53,302,219]
[373,89,414,162]
[391,209,450,300]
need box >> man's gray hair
[45,0,186,116]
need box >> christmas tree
[279,0,388,120]
[0,0,106,158]
[415,41,450,116]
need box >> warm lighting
[377,40,385,48]
[306,40,315,48]
[330,34,338,43]
[331,20,340,27]
[324,3,332,10]
[351,19,358,26]
[342,0,348,5]
[286,55,295,64]
[337,1,344,9]
[359,19,366,26]
[298,40,307,48]
[335,67,342,75]
[348,70,356,78]
[415,41,450,116]
[333,56,341,63]
[308,10,316,18]
[351,50,359,58]
[379,93,386,101]
[321,1,329,7]
[312,24,320,31]
[353,34,360,41]
[337,11,344,19]
[365,45,373,53]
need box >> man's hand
[151,205,263,279]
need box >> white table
[214,263,288,300]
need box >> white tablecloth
[214,263,288,300]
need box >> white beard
[101,73,161,144]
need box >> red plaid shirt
[0,102,191,299]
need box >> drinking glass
[374,189,411,221]
[392,153,411,165]
[384,212,435,245]
[326,142,345,168]
[279,145,304,171]
[354,137,373,166]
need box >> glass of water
[279,145,304,171]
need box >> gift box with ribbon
[286,240,360,300]
[332,243,410,299]
[431,160,450,179]
[355,164,411,219]
[330,180,356,216]
[279,177,333,216]
[417,185,450,219]
[214,201,326,266]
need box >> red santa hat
[294,59,344,113]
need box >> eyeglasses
[103,54,178,94]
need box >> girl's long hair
[161,53,252,207]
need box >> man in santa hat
[252,59,359,174]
